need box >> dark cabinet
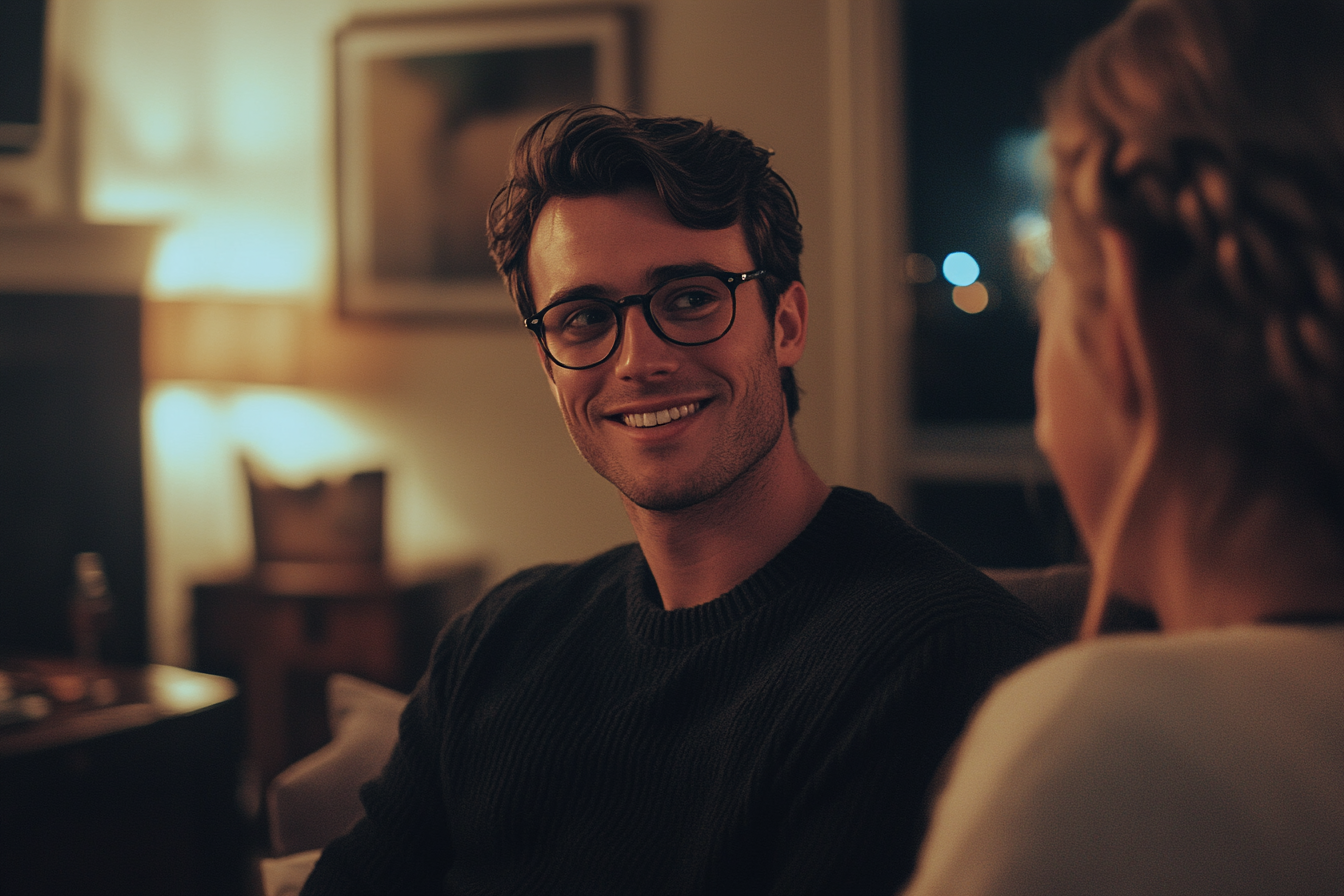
[0,289,148,663]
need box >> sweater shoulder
[807,488,1051,636]
[467,542,640,625]
[434,543,641,661]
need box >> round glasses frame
[524,269,767,370]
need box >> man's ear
[773,281,808,368]
[532,336,555,380]
[1096,227,1154,423]
[532,336,562,405]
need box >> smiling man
[302,106,1052,895]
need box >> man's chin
[615,461,771,514]
[603,434,780,515]
[619,482,716,513]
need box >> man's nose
[612,307,679,379]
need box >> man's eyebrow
[542,283,609,309]
[647,262,731,283]
[540,263,733,310]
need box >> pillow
[266,673,408,857]
[983,564,1159,640]
[259,849,322,896]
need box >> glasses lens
[540,299,619,368]
[649,276,735,345]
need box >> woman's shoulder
[907,625,1344,895]
[1001,622,1344,702]
[968,624,1344,760]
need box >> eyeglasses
[524,269,766,370]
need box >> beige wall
[13,0,904,666]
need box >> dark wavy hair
[1047,0,1344,529]
[487,105,804,418]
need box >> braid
[1049,0,1344,526]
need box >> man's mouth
[621,402,701,429]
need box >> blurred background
[0,0,1124,891]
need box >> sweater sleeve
[300,564,565,895]
[770,610,1052,895]
[897,646,1098,896]
[299,631,458,895]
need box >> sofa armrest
[983,563,1158,640]
[267,673,408,858]
[260,849,322,896]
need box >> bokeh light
[952,282,990,314]
[1010,211,1053,290]
[942,251,980,286]
[905,253,938,284]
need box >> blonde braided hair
[1046,0,1344,631]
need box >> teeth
[624,402,699,428]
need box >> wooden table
[194,560,484,790]
[0,657,247,895]
[0,657,236,757]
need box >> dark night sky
[904,0,1127,422]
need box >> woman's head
[1043,0,1344,557]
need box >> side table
[0,657,246,895]
[194,559,484,791]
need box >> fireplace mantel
[0,219,158,296]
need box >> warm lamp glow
[226,391,382,482]
[147,664,233,713]
[79,0,332,300]
[89,181,192,218]
[149,386,382,484]
[143,382,395,666]
[149,386,223,460]
[150,216,317,296]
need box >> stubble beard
[609,410,784,512]
[563,358,789,514]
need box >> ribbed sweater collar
[623,487,882,648]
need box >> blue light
[942,252,980,286]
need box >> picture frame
[334,6,637,320]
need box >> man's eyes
[665,288,718,309]
[559,302,614,331]
[658,283,727,317]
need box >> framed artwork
[334,6,637,320]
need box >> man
[303,106,1052,895]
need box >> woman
[903,0,1344,892]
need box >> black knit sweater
[303,488,1053,895]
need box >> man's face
[526,189,799,512]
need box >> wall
[8,0,903,667]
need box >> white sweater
[904,624,1344,896]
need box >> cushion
[984,563,1159,640]
[259,849,322,896]
[266,673,408,857]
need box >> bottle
[70,552,114,667]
